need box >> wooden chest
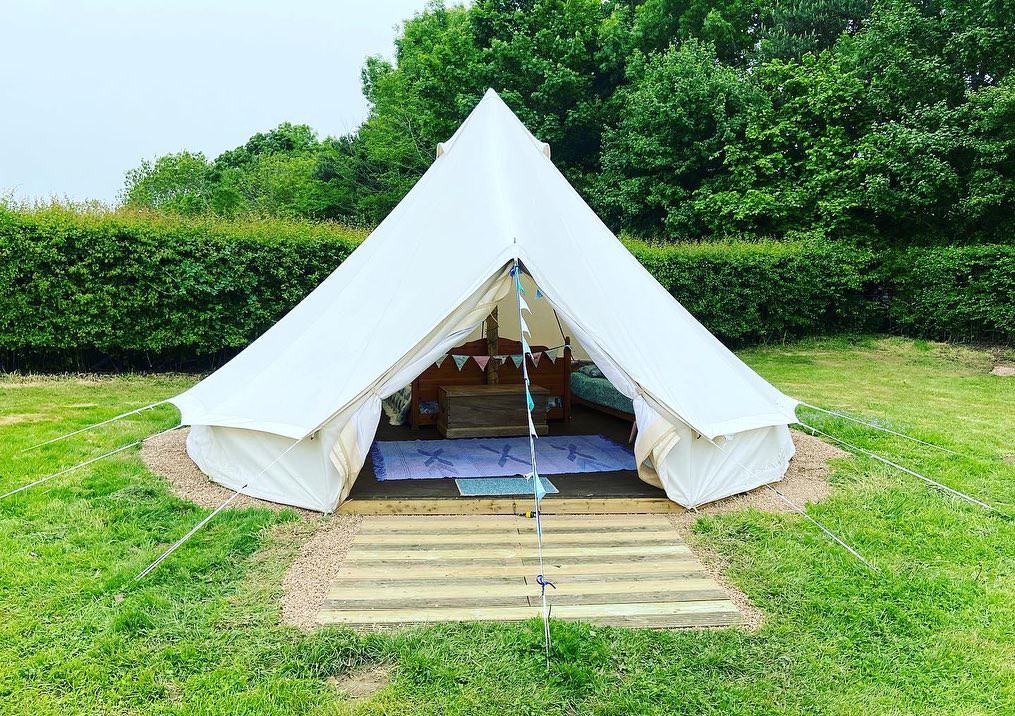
[437,384,549,438]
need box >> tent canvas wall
[169,89,799,513]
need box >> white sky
[1,0,433,204]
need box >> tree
[596,40,765,238]
[121,152,214,215]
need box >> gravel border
[142,427,845,631]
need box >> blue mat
[372,434,635,481]
[455,476,559,497]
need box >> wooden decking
[317,514,745,629]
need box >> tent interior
[345,269,662,507]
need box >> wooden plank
[356,518,673,532]
[327,577,720,601]
[329,559,706,579]
[347,544,691,562]
[329,569,710,586]
[352,530,681,546]
[317,599,741,625]
[338,497,682,515]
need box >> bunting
[511,260,552,669]
[435,355,447,368]
[545,348,557,363]
[473,355,491,371]
[452,355,470,371]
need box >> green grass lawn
[1,337,1013,715]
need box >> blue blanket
[372,434,635,480]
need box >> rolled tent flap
[633,397,796,507]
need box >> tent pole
[485,307,499,384]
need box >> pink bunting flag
[473,355,491,371]
[531,351,542,367]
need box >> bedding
[570,370,634,416]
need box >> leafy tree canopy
[122,0,1015,245]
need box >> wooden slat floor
[316,514,746,629]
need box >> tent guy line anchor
[766,486,879,572]
[1,424,183,501]
[796,421,996,512]
[700,429,879,573]
[20,400,169,453]
[135,489,243,580]
[135,434,310,580]
[795,401,959,455]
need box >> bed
[570,363,635,421]
[409,337,572,429]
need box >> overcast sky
[1,0,434,205]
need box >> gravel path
[142,427,845,630]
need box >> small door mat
[455,476,558,496]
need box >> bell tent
[168,89,799,512]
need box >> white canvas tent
[169,89,799,512]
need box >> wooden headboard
[409,337,572,428]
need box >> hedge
[0,207,365,369]
[0,206,1009,370]
[625,238,881,344]
[887,244,1014,343]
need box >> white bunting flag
[520,315,530,336]
[527,412,538,437]
[435,355,447,368]
[519,295,531,314]
[545,348,557,363]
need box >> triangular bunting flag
[528,412,538,436]
[519,296,531,314]
[497,356,508,365]
[521,337,531,355]
[473,355,491,371]
[511,355,523,369]
[452,355,469,371]
[545,348,557,363]
[435,355,447,368]
[533,473,547,503]
[535,289,543,299]
[526,387,535,412]
[520,315,530,336]
[531,352,542,367]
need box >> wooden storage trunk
[437,384,549,438]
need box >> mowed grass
[0,337,1012,715]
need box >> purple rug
[371,434,635,480]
